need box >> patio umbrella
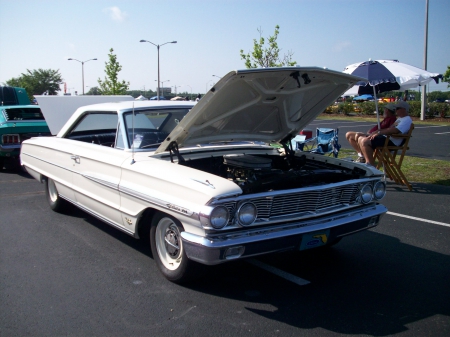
[343,59,443,127]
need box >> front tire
[150,212,198,283]
[45,178,69,213]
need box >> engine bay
[180,153,366,194]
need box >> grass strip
[338,149,450,186]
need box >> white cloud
[104,7,128,22]
[332,41,351,53]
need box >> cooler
[299,129,313,140]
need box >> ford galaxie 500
[21,67,387,283]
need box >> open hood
[155,67,360,154]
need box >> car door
[65,112,131,232]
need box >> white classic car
[21,67,387,283]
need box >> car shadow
[60,205,450,335]
[183,230,450,335]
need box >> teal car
[0,87,51,169]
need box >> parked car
[21,67,387,283]
[1,87,51,169]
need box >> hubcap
[155,218,183,271]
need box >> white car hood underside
[155,67,360,153]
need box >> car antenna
[131,101,136,164]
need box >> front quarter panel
[118,157,242,236]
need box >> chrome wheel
[155,217,183,271]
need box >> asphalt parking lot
[1,122,450,336]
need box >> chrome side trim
[119,186,195,218]
[81,174,119,191]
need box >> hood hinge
[167,141,185,163]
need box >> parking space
[1,166,450,336]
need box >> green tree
[443,65,450,88]
[240,25,297,69]
[85,86,101,95]
[97,48,129,95]
[6,69,63,99]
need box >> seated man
[346,103,397,163]
[359,101,413,167]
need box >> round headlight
[237,202,257,226]
[373,181,386,200]
[360,183,373,204]
[210,206,229,229]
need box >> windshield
[123,108,190,149]
[2,107,45,121]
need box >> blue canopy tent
[353,94,374,101]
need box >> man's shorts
[370,135,395,148]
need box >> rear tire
[150,212,200,283]
[45,178,69,213]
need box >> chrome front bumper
[181,204,387,265]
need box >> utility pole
[420,0,429,120]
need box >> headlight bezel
[373,181,387,200]
[209,205,229,229]
[236,202,257,227]
[360,183,374,204]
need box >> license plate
[299,229,331,250]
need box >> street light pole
[140,40,177,101]
[212,75,222,79]
[68,58,97,95]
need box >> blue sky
[1,0,449,96]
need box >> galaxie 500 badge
[300,230,331,250]
[166,203,193,216]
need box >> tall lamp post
[67,58,97,95]
[212,74,222,79]
[140,40,177,101]
[172,85,181,95]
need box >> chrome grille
[222,183,361,225]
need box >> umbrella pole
[373,86,381,130]
[372,85,386,179]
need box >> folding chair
[295,128,341,158]
[373,124,414,191]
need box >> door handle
[70,155,80,164]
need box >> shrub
[428,102,450,118]
[324,105,339,114]
[358,101,376,115]
[338,102,355,115]
[407,101,422,117]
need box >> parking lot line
[387,211,450,228]
[247,259,311,286]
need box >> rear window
[0,87,17,105]
[1,107,45,121]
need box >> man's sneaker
[355,156,366,163]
